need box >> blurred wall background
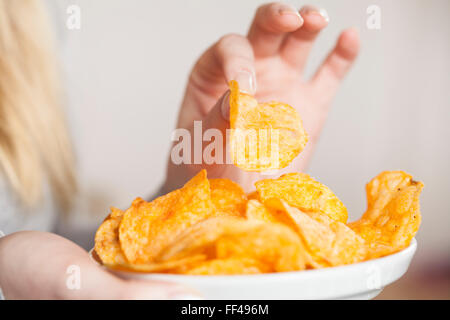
[45,0,449,298]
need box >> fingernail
[278,4,302,21]
[318,8,329,22]
[221,91,230,120]
[234,71,256,95]
[301,5,329,22]
[171,293,204,300]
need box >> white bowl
[90,238,416,300]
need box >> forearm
[0,231,123,299]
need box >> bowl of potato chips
[92,81,423,299]
[92,170,422,299]
[91,238,416,299]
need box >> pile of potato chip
[94,82,423,275]
[95,170,423,275]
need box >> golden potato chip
[158,216,306,273]
[347,225,397,259]
[209,178,247,217]
[279,208,344,266]
[329,221,367,265]
[94,207,127,265]
[106,254,207,273]
[305,211,369,264]
[246,199,300,232]
[119,170,214,264]
[349,172,423,258]
[185,258,263,275]
[266,200,366,266]
[378,183,422,247]
[363,171,414,221]
[118,195,178,264]
[245,199,279,224]
[255,172,348,223]
[274,201,335,266]
[247,191,259,200]
[156,216,247,262]
[229,80,308,171]
[215,221,306,272]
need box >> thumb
[203,90,231,133]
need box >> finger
[248,2,303,58]
[204,90,230,126]
[190,34,255,97]
[165,91,230,190]
[311,28,360,103]
[213,34,256,94]
[280,5,329,71]
[196,92,229,172]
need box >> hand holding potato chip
[164,2,360,192]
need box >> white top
[0,177,57,236]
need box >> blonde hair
[0,0,76,212]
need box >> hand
[0,231,200,299]
[165,2,359,192]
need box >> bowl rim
[89,238,417,281]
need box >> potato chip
[185,258,263,275]
[246,198,300,231]
[209,178,247,217]
[229,80,308,171]
[118,195,178,264]
[106,254,207,273]
[348,227,397,259]
[245,199,279,224]
[215,221,306,272]
[265,200,366,266]
[255,172,348,223]
[363,171,414,221]
[158,216,306,272]
[246,198,364,267]
[247,191,259,200]
[156,216,247,262]
[329,221,367,265]
[94,207,127,265]
[119,170,214,263]
[349,172,423,258]
[305,211,369,264]
[274,201,335,266]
